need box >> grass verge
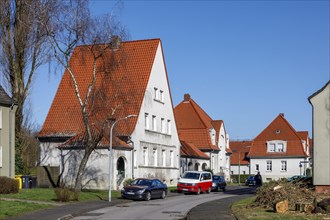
[231,196,327,220]
[0,200,52,220]
[0,188,120,202]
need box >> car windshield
[132,179,153,186]
[248,176,254,180]
[182,172,200,180]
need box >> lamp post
[108,114,137,203]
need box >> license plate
[182,188,188,191]
[127,192,135,195]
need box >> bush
[0,176,19,194]
[123,178,134,187]
[54,182,79,202]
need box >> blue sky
[31,0,329,140]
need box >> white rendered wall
[310,83,330,186]
[250,158,308,181]
[129,42,181,187]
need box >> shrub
[0,176,19,194]
[123,178,134,187]
[54,182,79,202]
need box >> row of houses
[0,38,329,192]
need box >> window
[267,141,287,153]
[160,90,164,102]
[154,87,158,100]
[162,150,166,166]
[266,161,272,171]
[152,149,157,166]
[0,146,2,167]
[143,148,148,166]
[255,164,259,171]
[278,143,284,152]
[281,161,287,171]
[161,118,165,133]
[167,120,171,135]
[170,150,174,167]
[268,143,275,152]
[152,115,157,131]
[133,150,137,167]
[145,113,149,130]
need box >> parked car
[212,175,226,192]
[245,176,256,186]
[177,171,212,195]
[121,178,167,201]
[287,175,305,182]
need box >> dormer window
[267,140,287,153]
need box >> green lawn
[231,197,327,220]
[0,200,52,220]
[0,188,119,202]
[0,188,122,219]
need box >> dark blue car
[121,178,167,201]
[212,175,226,192]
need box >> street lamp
[108,114,137,203]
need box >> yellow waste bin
[15,175,22,189]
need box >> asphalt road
[72,187,254,220]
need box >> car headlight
[137,189,145,194]
[212,183,216,187]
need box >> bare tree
[43,0,129,191]
[0,0,57,173]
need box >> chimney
[110,35,121,50]
[279,113,284,117]
[184,94,191,101]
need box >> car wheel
[206,187,211,194]
[222,187,226,192]
[145,191,151,201]
[160,190,166,199]
[196,187,201,195]
[177,190,182,193]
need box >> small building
[309,80,330,193]
[230,140,252,175]
[0,85,16,178]
[38,39,181,189]
[174,94,231,180]
[247,113,311,182]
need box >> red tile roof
[248,114,308,158]
[230,141,252,165]
[38,39,161,147]
[174,94,219,151]
[180,141,210,159]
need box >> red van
[177,171,212,194]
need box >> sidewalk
[6,186,254,220]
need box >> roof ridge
[189,98,213,129]
[74,38,161,48]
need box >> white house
[0,86,16,178]
[174,94,231,180]
[309,80,330,193]
[230,141,251,176]
[247,113,311,182]
[38,39,181,190]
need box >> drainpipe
[127,137,134,179]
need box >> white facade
[230,165,250,175]
[216,125,231,180]
[39,42,181,190]
[250,157,309,182]
[309,81,330,187]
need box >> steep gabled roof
[38,39,161,141]
[180,141,210,159]
[174,94,219,151]
[248,113,308,158]
[0,85,13,107]
[308,80,330,102]
[230,141,252,165]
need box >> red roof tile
[38,39,161,144]
[174,94,219,151]
[248,114,308,158]
[180,141,210,159]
